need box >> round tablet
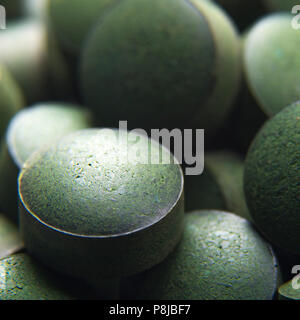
[123,210,280,300]
[7,103,92,167]
[278,279,300,300]
[244,102,300,254]
[47,0,120,55]
[0,254,75,300]
[19,128,184,279]
[185,151,250,221]
[80,0,240,134]
[0,19,48,102]
[0,64,25,141]
[243,13,300,116]
[0,213,23,260]
[264,0,297,11]
[0,103,92,220]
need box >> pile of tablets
[0,0,299,300]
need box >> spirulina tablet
[123,210,280,300]
[0,103,92,220]
[47,0,120,55]
[243,13,300,116]
[185,151,250,220]
[0,213,23,260]
[244,102,300,254]
[0,64,25,141]
[80,0,240,134]
[264,0,298,11]
[6,103,92,167]
[0,19,49,102]
[19,128,184,285]
[278,279,300,300]
[0,254,75,300]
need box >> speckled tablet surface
[244,102,300,254]
[19,128,184,278]
[124,210,280,300]
[0,254,74,300]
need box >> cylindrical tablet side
[19,188,184,279]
